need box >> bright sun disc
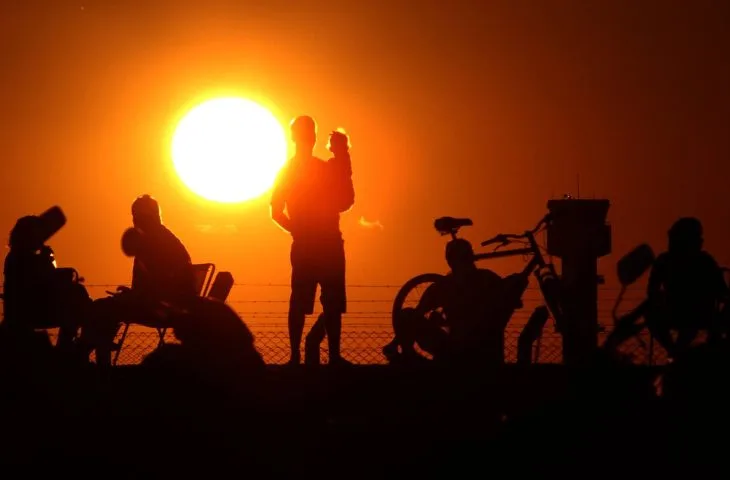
[172,97,287,203]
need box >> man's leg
[287,305,308,365]
[323,311,343,361]
[81,292,148,368]
[56,283,94,354]
[320,244,347,364]
[289,244,317,365]
[304,313,327,365]
[80,296,124,368]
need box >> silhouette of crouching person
[386,239,527,367]
[142,296,265,382]
[390,302,521,367]
[2,214,92,354]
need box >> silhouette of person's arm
[270,167,293,233]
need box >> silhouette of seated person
[81,195,196,367]
[639,218,728,358]
[384,238,526,366]
[605,218,728,358]
[1,215,92,353]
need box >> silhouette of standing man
[271,116,355,365]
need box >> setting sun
[171,97,288,203]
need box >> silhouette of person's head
[446,238,475,274]
[668,217,703,254]
[9,216,45,253]
[132,194,162,232]
[290,115,317,154]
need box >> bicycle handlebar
[480,214,551,247]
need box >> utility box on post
[546,198,611,366]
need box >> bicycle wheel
[392,273,445,324]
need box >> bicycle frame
[473,214,565,331]
[474,215,549,277]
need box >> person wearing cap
[125,194,196,301]
[270,116,355,366]
[383,238,527,366]
[80,194,196,367]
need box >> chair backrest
[207,272,234,302]
[192,263,216,297]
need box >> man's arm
[270,168,293,233]
[270,199,292,233]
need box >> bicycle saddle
[434,217,473,234]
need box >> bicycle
[387,213,564,364]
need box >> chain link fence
[41,322,669,366]
[5,283,671,366]
[97,281,668,366]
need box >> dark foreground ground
[1,352,729,478]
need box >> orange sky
[1,0,729,294]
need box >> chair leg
[112,323,130,367]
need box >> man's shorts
[289,239,346,315]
